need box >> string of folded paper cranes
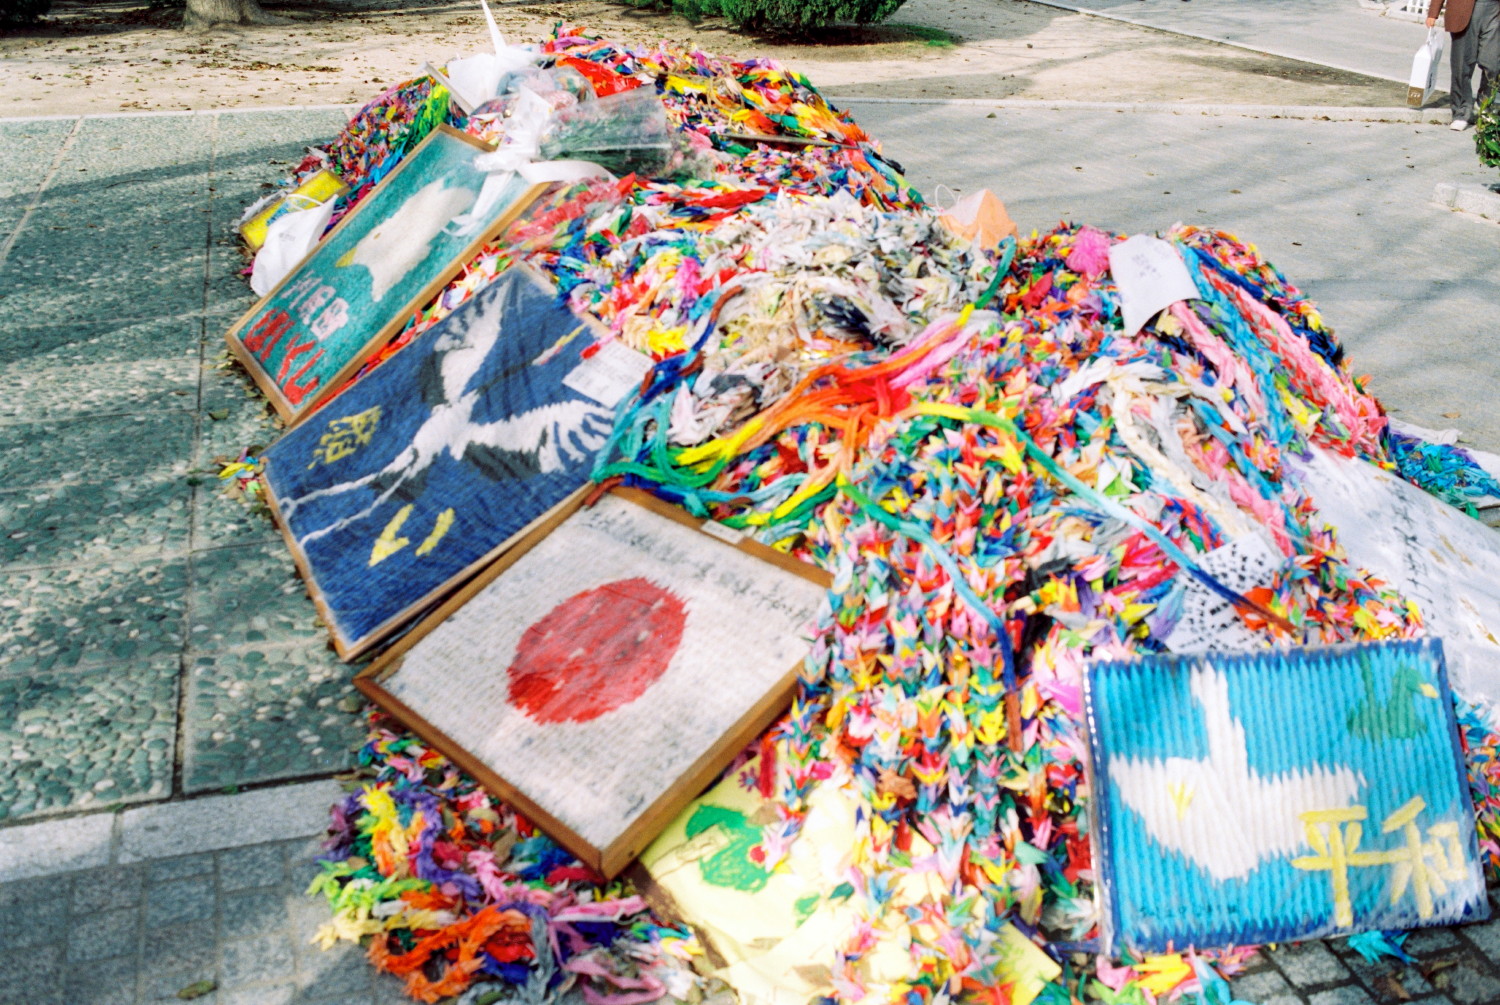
[231,24,1500,1005]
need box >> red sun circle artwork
[506,577,688,723]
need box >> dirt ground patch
[1,0,1406,117]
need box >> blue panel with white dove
[262,266,636,659]
[1085,640,1488,952]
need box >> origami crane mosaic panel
[227,125,537,422]
[261,266,623,659]
[362,490,829,875]
[1086,640,1488,951]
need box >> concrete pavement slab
[0,478,190,572]
[184,542,329,655]
[182,643,363,795]
[0,117,75,235]
[0,659,178,822]
[0,315,202,367]
[1434,178,1500,219]
[1023,0,1439,85]
[848,98,1500,452]
[0,809,113,881]
[0,559,189,674]
[116,780,341,862]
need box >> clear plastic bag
[538,87,675,177]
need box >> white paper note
[1107,234,1201,336]
[1163,534,1283,654]
[564,340,654,407]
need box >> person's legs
[1474,0,1500,101]
[1452,18,1480,121]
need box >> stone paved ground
[0,840,1496,1004]
[0,108,362,823]
[1,54,1499,1005]
[0,836,408,1005]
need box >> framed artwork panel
[226,124,545,425]
[1085,640,1488,953]
[356,488,832,877]
[260,265,644,660]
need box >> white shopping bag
[1409,26,1443,108]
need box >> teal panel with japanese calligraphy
[1085,640,1488,952]
[226,124,537,424]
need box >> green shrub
[633,0,908,30]
[1,0,51,25]
[1477,81,1500,172]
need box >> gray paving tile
[63,953,140,1005]
[191,381,283,552]
[0,126,212,321]
[146,876,217,926]
[119,781,337,864]
[212,109,347,161]
[0,812,113,881]
[1342,956,1434,1003]
[141,967,220,1004]
[0,939,65,1005]
[0,558,188,673]
[292,940,372,998]
[195,372,280,464]
[1233,966,1300,1002]
[185,542,323,654]
[193,478,285,554]
[1405,926,1464,955]
[0,479,191,572]
[182,643,360,793]
[217,843,286,892]
[1274,941,1352,987]
[220,985,294,1005]
[220,886,289,941]
[220,932,295,990]
[0,314,202,368]
[0,660,177,821]
[1308,988,1376,1005]
[287,885,335,946]
[69,114,215,179]
[0,878,66,949]
[1458,914,1500,960]
[139,920,217,975]
[205,260,260,321]
[0,410,194,490]
[149,852,217,883]
[0,118,75,205]
[298,994,382,1005]
[1442,960,1500,1005]
[67,907,141,963]
[0,357,199,422]
[70,863,145,915]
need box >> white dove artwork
[1087,641,1488,951]
[335,178,475,303]
[259,267,629,658]
[1110,668,1364,881]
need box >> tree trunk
[182,0,291,31]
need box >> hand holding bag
[1409,26,1444,108]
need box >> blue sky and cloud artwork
[1086,640,1488,952]
[262,266,633,658]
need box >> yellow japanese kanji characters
[369,504,456,567]
[1290,796,1470,927]
[308,406,382,469]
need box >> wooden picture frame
[356,487,832,878]
[226,124,546,426]
[259,265,636,661]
